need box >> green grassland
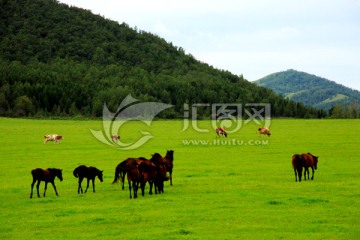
[0,118,359,239]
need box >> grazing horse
[164,150,174,186]
[73,165,103,194]
[30,168,63,198]
[292,154,305,182]
[126,165,141,199]
[258,127,271,136]
[301,153,319,180]
[216,127,227,137]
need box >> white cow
[44,134,63,144]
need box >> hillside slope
[254,69,360,110]
[0,0,323,118]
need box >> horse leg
[311,167,314,180]
[140,182,145,196]
[170,171,173,186]
[85,178,90,193]
[92,178,95,193]
[128,180,132,199]
[121,172,125,190]
[303,168,307,180]
[294,169,298,182]
[43,181,48,197]
[133,181,138,199]
[51,182,58,196]
[36,181,41,197]
[149,182,154,195]
[30,180,36,198]
[307,168,310,180]
[78,177,83,194]
[154,181,158,195]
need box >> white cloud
[57,0,360,90]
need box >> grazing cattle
[111,135,120,142]
[216,127,227,137]
[301,153,319,180]
[44,134,63,144]
[292,154,305,182]
[126,165,141,199]
[164,150,174,186]
[73,165,103,194]
[258,127,271,136]
[30,168,63,198]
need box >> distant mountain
[254,69,360,110]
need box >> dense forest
[0,0,326,119]
[255,70,360,117]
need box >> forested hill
[254,69,360,110]
[0,0,324,118]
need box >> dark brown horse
[30,168,63,198]
[164,150,174,186]
[126,165,141,199]
[138,160,157,196]
[301,153,319,180]
[292,154,305,182]
[73,165,103,194]
[149,153,169,194]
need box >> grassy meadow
[0,117,359,239]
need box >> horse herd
[31,127,319,200]
[30,150,174,199]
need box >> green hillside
[0,0,324,118]
[254,69,360,110]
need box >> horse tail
[73,168,79,178]
[138,163,144,183]
[112,166,120,184]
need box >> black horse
[30,168,63,198]
[73,165,103,194]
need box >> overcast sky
[59,0,360,91]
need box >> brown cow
[258,127,271,136]
[111,135,120,142]
[216,127,227,137]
